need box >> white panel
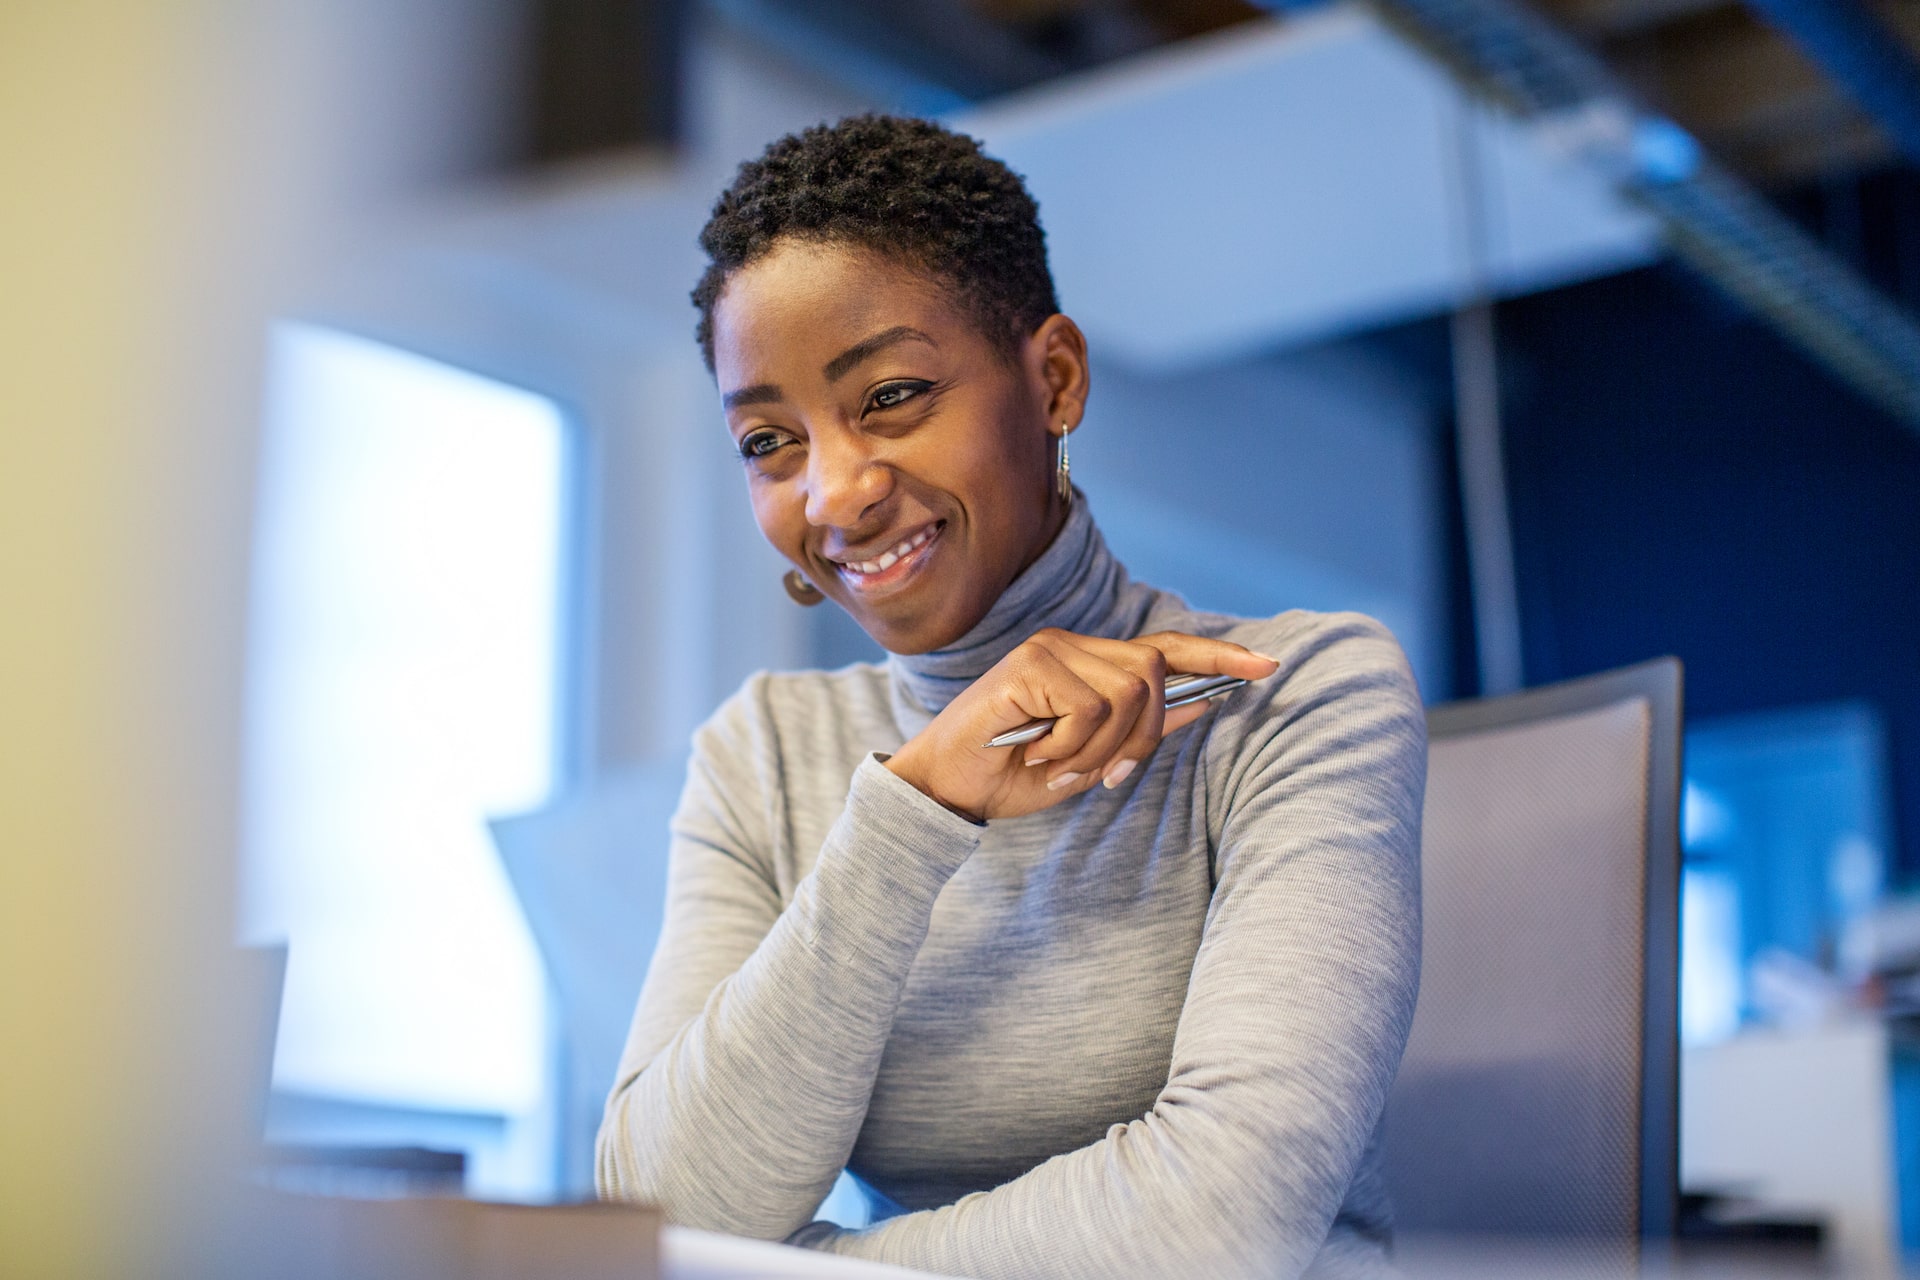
[1481,106,1664,296]
[1683,1024,1899,1277]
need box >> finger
[1024,632,1183,787]
[1002,643,1114,773]
[1063,640,1166,789]
[1020,638,1158,788]
[1161,698,1215,738]
[1131,631,1280,680]
[1031,628,1278,683]
[1014,630,1269,788]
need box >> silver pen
[981,672,1248,749]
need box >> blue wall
[1493,258,1920,881]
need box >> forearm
[597,755,981,1238]
[789,1105,1327,1280]
[786,898,1416,1280]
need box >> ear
[1022,314,1090,437]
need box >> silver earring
[782,568,825,606]
[1055,424,1073,507]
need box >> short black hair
[692,114,1060,371]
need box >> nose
[803,427,892,529]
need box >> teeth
[843,524,937,577]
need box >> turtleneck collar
[887,493,1157,736]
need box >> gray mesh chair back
[1382,658,1682,1259]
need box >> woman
[597,115,1425,1280]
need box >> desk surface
[667,1230,1856,1280]
[663,1226,949,1279]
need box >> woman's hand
[885,630,1280,822]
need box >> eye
[867,380,930,412]
[739,429,789,460]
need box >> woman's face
[710,238,1086,655]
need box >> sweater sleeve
[596,679,984,1238]
[787,616,1426,1280]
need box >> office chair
[1380,658,1682,1264]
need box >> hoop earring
[1055,423,1073,507]
[783,568,825,607]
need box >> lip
[829,520,945,595]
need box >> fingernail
[1045,771,1083,792]
[1024,756,1048,767]
[1102,759,1138,789]
[1254,652,1282,664]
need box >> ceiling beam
[1533,0,1735,39]
[524,0,689,165]
[1606,6,1842,152]
[1743,0,1920,168]
[1374,0,1920,431]
[1553,1,1912,181]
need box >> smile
[832,522,943,592]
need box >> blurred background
[5,0,1920,1275]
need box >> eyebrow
[720,325,938,411]
[821,325,936,384]
[722,383,783,410]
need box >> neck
[1016,494,1071,583]
[887,493,1154,731]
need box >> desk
[231,1190,1854,1279]
[663,1226,947,1279]
[232,1187,958,1280]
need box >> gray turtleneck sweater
[597,499,1425,1280]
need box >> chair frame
[1425,656,1684,1243]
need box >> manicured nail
[1102,758,1138,789]
[1024,756,1048,767]
[1046,771,1083,791]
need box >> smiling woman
[715,246,1071,659]
[595,116,1427,1279]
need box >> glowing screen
[241,324,565,1114]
